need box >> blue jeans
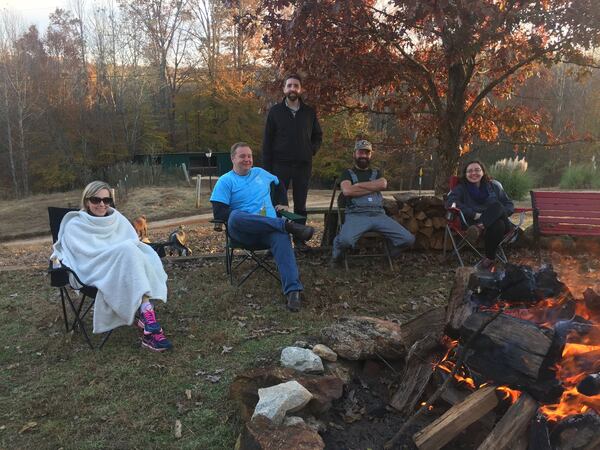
[228,210,303,294]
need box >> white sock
[140,302,153,313]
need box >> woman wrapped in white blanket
[51,181,173,352]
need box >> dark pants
[271,162,311,222]
[480,202,512,259]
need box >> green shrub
[559,164,600,189]
[490,157,534,200]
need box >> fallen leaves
[19,421,37,434]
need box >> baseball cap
[354,139,372,151]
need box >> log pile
[384,194,449,250]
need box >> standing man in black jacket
[262,74,323,246]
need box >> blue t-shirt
[210,167,279,218]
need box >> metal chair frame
[211,219,280,287]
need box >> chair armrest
[209,219,225,232]
[279,210,305,222]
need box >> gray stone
[312,344,337,362]
[280,347,324,373]
[283,416,305,427]
[252,380,313,425]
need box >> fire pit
[395,264,600,450]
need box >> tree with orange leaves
[260,0,600,192]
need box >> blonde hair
[80,180,112,210]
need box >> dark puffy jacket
[261,98,322,171]
[446,179,514,223]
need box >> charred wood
[551,412,600,450]
[529,412,552,450]
[445,267,477,337]
[459,311,564,403]
[577,372,600,396]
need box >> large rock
[252,380,313,425]
[280,347,324,373]
[299,376,344,415]
[230,367,297,421]
[237,415,325,450]
[230,368,345,422]
[320,316,406,360]
[312,344,337,362]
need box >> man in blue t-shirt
[332,140,415,265]
[210,142,315,311]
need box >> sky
[0,0,67,31]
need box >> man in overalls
[332,140,415,264]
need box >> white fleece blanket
[51,209,168,333]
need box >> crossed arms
[340,177,387,198]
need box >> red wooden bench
[530,191,600,244]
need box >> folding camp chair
[211,209,304,287]
[443,176,529,267]
[48,207,112,349]
[332,181,394,271]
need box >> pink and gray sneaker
[137,306,163,335]
[141,332,173,352]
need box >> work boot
[285,221,315,242]
[286,291,302,312]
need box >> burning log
[413,386,499,450]
[583,288,600,315]
[477,393,538,450]
[389,351,438,413]
[577,373,600,396]
[445,267,477,336]
[551,412,600,450]
[529,412,552,450]
[459,311,564,403]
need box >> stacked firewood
[383,194,449,250]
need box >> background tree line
[0,0,599,198]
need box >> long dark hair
[460,160,491,185]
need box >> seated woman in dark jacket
[446,160,514,269]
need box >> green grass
[0,256,452,449]
[559,164,600,190]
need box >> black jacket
[446,179,514,223]
[262,98,323,171]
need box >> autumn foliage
[260,0,600,192]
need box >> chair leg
[446,227,465,267]
[383,240,394,271]
[59,288,70,332]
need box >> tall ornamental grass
[490,156,534,200]
[559,164,600,189]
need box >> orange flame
[496,386,521,403]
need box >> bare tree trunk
[2,68,19,197]
[16,100,28,195]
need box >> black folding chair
[211,219,281,287]
[48,207,112,349]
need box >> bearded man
[331,139,415,264]
[262,74,322,248]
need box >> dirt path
[1,189,421,248]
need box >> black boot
[284,221,315,242]
[286,291,302,312]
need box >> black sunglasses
[88,196,113,205]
